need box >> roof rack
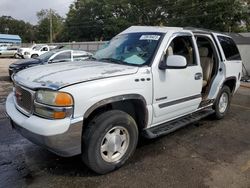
[184,27,223,34]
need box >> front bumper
[6,93,83,157]
[23,54,31,59]
[16,53,24,58]
[8,68,14,78]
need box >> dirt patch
[204,151,250,188]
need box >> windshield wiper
[99,58,126,65]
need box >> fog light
[53,111,67,119]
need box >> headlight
[24,52,30,55]
[34,90,73,119]
[36,90,73,106]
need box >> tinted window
[166,36,196,66]
[73,54,90,61]
[218,36,241,61]
[53,51,71,61]
[41,47,48,51]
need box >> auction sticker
[140,35,161,40]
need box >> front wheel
[31,54,38,59]
[82,110,138,174]
[213,86,231,119]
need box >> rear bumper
[6,93,83,157]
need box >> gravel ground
[0,58,250,188]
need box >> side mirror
[159,55,187,70]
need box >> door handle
[195,73,202,80]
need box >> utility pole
[5,27,9,34]
[50,9,53,43]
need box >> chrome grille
[15,85,33,114]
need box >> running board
[143,109,215,139]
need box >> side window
[166,36,196,66]
[41,47,48,51]
[53,51,71,62]
[73,54,90,61]
[217,36,241,61]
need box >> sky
[0,0,74,24]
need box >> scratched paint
[14,61,138,89]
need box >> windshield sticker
[140,35,160,41]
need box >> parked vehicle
[0,43,12,51]
[0,47,18,58]
[23,44,55,59]
[6,26,242,174]
[8,49,92,78]
[16,44,37,58]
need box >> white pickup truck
[6,26,242,174]
[17,44,36,58]
[23,44,54,59]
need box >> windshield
[37,51,57,61]
[33,45,44,51]
[93,32,163,66]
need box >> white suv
[6,26,242,174]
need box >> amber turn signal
[53,111,67,119]
[55,93,73,106]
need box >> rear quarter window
[217,36,241,61]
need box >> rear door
[213,34,242,92]
[151,32,203,125]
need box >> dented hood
[14,61,138,90]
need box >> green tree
[64,0,168,41]
[63,0,250,41]
[36,9,64,43]
[0,16,36,43]
[165,0,248,32]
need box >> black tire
[82,110,138,174]
[212,86,232,119]
[31,54,38,58]
[14,53,19,59]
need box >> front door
[152,33,203,126]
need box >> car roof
[120,26,184,34]
[51,49,91,54]
[119,26,227,37]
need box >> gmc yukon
[6,26,242,174]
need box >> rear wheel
[213,86,231,119]
[82,110,138,174]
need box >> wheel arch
[31,54,38,58]
[83,94,148,132]
[222,76,237,93]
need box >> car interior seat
[199,47,213,87]
[166,45,173,56]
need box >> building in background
[228,33,250,80]
[0,34,21,44]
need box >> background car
[0,47,18,58]
[8,49,92,78]
[23,44,51,59]
[0,43,12,51]
[16,44,36,58]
